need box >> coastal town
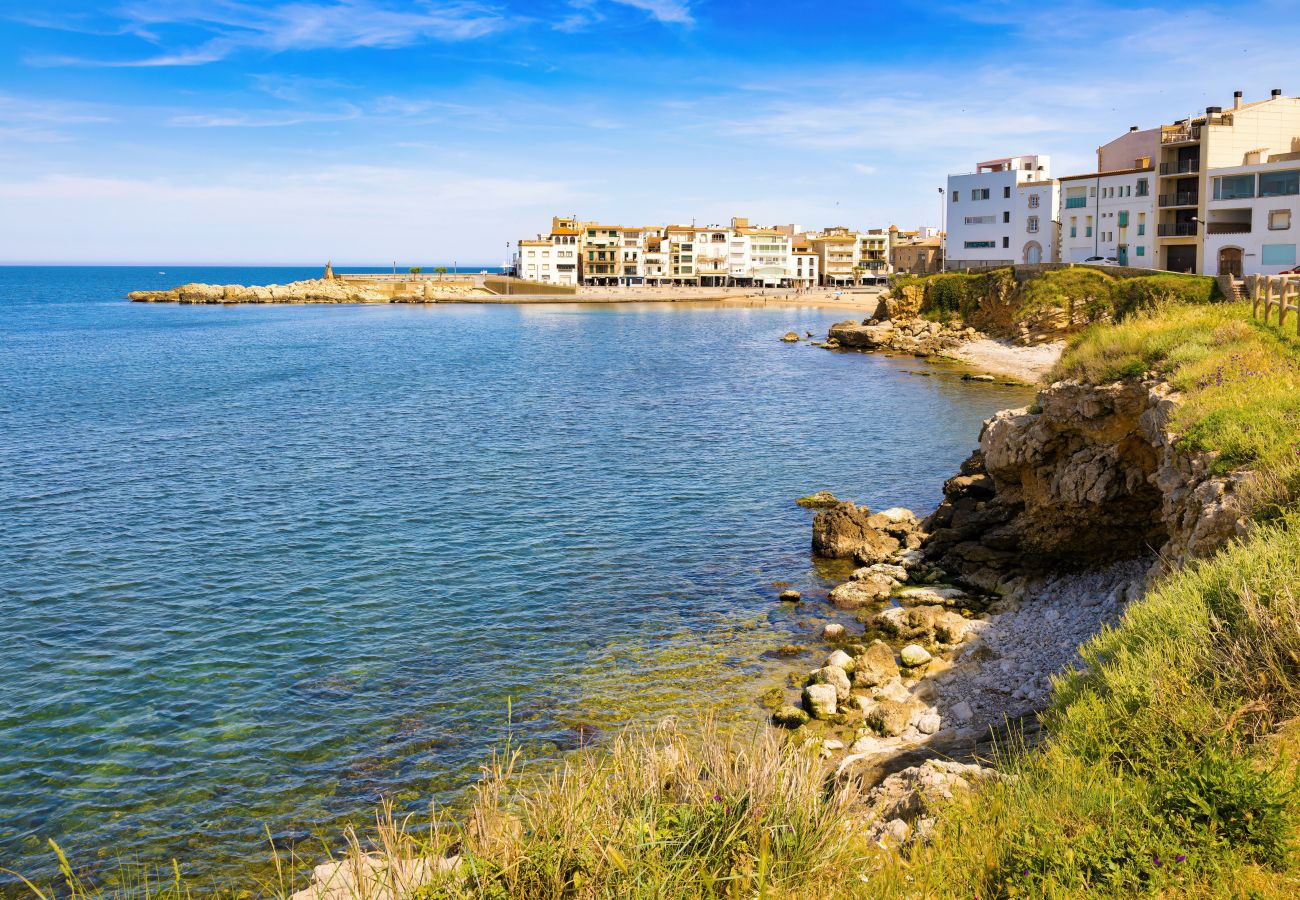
[514,88,1300,286]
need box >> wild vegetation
[892,265,1222,338]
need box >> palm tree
[409,266,423,275]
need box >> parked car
[1081,256,1120,266]
[1279,265,1300,275]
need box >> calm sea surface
[0,266,1032,887]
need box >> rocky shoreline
[759,374,1250,847]
[128,278,490,304]
[292,373,1252,898]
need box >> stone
[853,563,908,583]
[828,576,892,609]
[823,738,845,751]
[778,589,802,602]
[824,649,855,672]
[874,677,912,703]
[915,711,942,734]
[900,644,932,667]
[949,701,973,723]
[803,683,838,718]
[861,760,1000,840]
[822,622,846,641]
[782,331,800,342]
[935,616,971,645]
[771,705,809,729]
[862,698,914,736]
[852,640,900,688]
[810,665,851,701]
[812,501,900,561]
[795,490,840,509]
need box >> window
[1070,216,1078,238]
[1270,210,1292,230]
[971,188,990,200]
[964,240,996,248]
[1002,236,1010,248]
[1003,186,1011,199]
[1213,174,1256,200]
[1136,178,1149,196]
[1002,211,1011,223]
[1027,215,1040,233]
[1090,186,1097,197]
[964,215,995,224]
[1138,212,1146,236]
[1259,170,1300,197]
[952,191,959,203]
[1262,244,1298,266]
[1086,216,1093,238]
[1029,194,1040,208]
[1136,246,1146,257]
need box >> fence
[1246,274,1300,334]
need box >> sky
[2,0,1299,264]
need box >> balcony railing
[1064,197,1089,209]
[1161,124,1202,144]
[1157,222,1198,237]
[1206,222,1252,235]
[1159,159,1201,175]
[1158,191,1199,207]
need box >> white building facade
[1203,160,1300,276]
[1057,169,1156,266]
[945,154,1054,269]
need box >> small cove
[0,266,1035,887]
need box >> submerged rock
[796,490,840,509]
[777,589,802,602]
[782,331,800,342]
[771,705,809,729]
[813,501,900,560]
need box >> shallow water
[0,266,1033,886]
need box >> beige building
[890,227,944,274]
[1154,90,1300,273]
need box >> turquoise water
[0,267,1031,888]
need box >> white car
[1081,256,1119,266]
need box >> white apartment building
[1059,172,1154,265]
[1203,159,1300,276]
[792,238,819,286]
[1057,128,1157,266]
[945,154,1054,268]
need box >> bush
[1112,273,1221,319]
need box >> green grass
[1054,302,1300,518]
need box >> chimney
[1129,125,1139,132]
[1272,89,1283,98]
[1206,106,1222,115]
[1234,90,1243,109]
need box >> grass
[1054,301,1300,518]
[895,266,1221,338]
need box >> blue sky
[2,0,1299,264]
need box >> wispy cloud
[610,0,692,25]
[26,0,509,67]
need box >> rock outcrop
[128,279,490,305]
[923,379,1249,587]
[812,503,923,560]
[827,317,982,356]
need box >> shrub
[1112,273,1221,319]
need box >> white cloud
[27,1,509,67]
[0,166,586,263]
[610,0,692,25]
[851,164,876,175]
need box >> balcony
[1206,222,1251,235]
[1064,197,1089,209]
[1159,159,1201,175]
[1158,191,1199,208]
[1157,222,1198,237]
[1161,124,1202,144]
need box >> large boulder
[813,501,899,559]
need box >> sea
[0,265,1033,888]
